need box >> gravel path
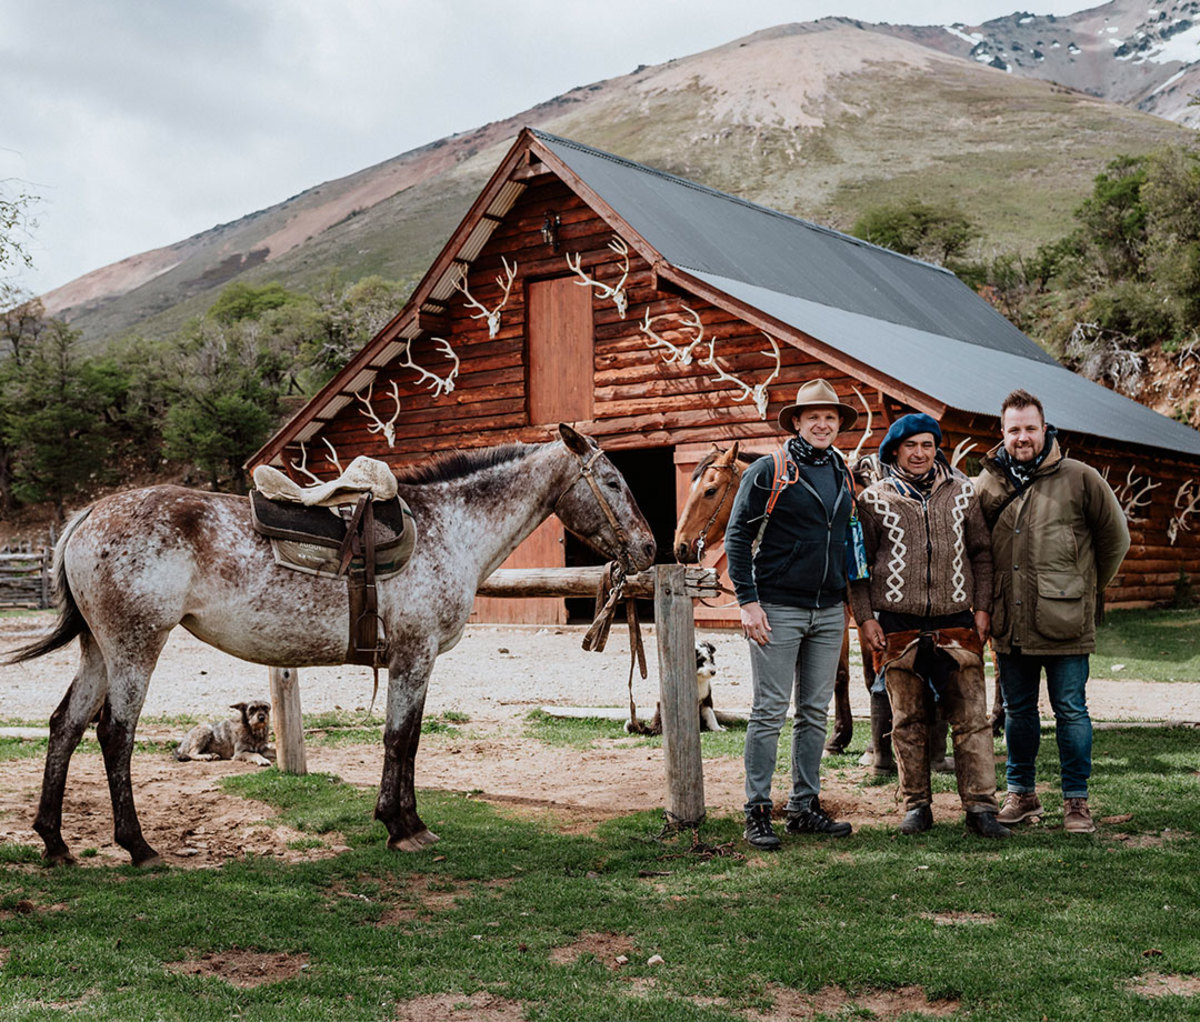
[4,614,1200,725]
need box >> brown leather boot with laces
[996,791,1043,824]
[1063,798,1096,834]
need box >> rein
[565,446,647,727]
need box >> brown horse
[10,425,655,865]
[671,441,859,755]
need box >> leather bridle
[557,447,634,569]
[694,458,743,561]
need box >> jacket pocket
[1034,571,1087,641]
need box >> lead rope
[581,561,646,728]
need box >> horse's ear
[729,441,740,458]
[558,423,596,457]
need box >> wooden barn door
[527,277,593,424]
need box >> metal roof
[533,130,1200,457]
[690,270,1200,457]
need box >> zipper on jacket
[922,500,933,617]
[789,460,847,609]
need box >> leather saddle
[250,490,416,666]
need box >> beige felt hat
[776,378,859,433]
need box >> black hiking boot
[899,804,934,835]
[785,797,852,838]
[744,805,781,850]
[966,811,1012,839]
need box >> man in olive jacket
[976,389,1130,834]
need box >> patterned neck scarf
[997,425,1057,490]
[885,457,948,501]
[788,435,834,467]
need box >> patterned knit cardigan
[849,469,993,625]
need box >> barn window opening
[564,446,678,624]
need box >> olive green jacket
[976,438,1130,655]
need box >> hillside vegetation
[39,22,1193,350]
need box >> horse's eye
[703,487,718,498]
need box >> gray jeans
[743,602,845,813]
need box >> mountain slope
[43,18,1195,348]
[875,0,1200,124]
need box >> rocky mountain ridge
[37,5,1197,349]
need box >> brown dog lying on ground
[175,701,275,766]
[626,641,725,735]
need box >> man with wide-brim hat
[724,377,857,849]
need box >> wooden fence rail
[271,564,721,829]
[0,550,51,609]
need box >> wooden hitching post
[269,667,307,775]
[654,563,705,828]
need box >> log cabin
[249,128,1200,622]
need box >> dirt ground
[2,615,1198,867]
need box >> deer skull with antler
[355,381,402,448]
[399,337,460,398]
[454,256,516,339]
[565,236,631,318]
[1168,479,1200,545]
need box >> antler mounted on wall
[641,305,705,365]
[949,438,978,471]
[1108,465,1161,523]
[565,236,631,318]
[642,303,782,420]
[290,437,344,484]
[399,337,460,398]
[1168,479,1200,545]
[454,256,516,339]
[702,332,782,420]
[846,386,875,463]
[355,380,402,448]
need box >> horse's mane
[690,448,761,482]
[395,443,532,486]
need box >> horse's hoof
[388,829,440,852]
[42,851,77,867]
[132,851,164,868]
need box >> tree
[3,321,123,521]
[1,184,38,315]
[160,319,278,491]
[851,199,980,266]
[1073,154,1150,283]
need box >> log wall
[285,176,1200,616]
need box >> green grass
[1093,608,1200,683]
[2,728,1197,1020]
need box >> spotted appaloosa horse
[671,441,861,755]
[9,425,655,866]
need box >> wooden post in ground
[269,667,307,775]
[653,563,705,829]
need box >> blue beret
[879,413,942,464]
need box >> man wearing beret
[851,413,1009,838]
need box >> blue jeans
[744,603,845,814]
[999,652,1092,799]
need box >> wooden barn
[250,128,1200,623]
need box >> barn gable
[250,128,1200,612]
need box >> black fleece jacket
[723,452,851,609]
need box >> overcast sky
[4,0,1095,298]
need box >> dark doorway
[564,446,677,624]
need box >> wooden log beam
[269,667,307,775]
[476,565,721,599]
[655,564,706,829]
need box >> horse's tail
[6,507,93,664]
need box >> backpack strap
[752,447,800,555]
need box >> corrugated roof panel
[691,269,1200,456]
[535,131,1055,366]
